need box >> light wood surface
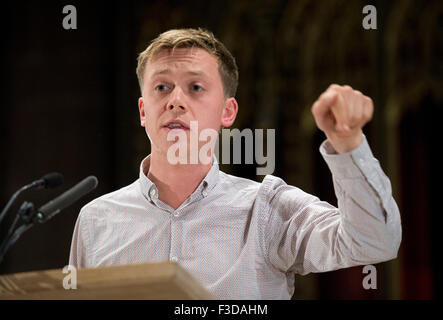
[0,262,214,300]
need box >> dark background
[0,0,441,299]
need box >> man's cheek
[144,124,154,140]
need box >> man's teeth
[168,123,185,128]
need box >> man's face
[138,48,237,159]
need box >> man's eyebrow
[150,69,209,78]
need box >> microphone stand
[0,172,63,226]
[0,175,97,266]
[0,201,40,265]
[0,183,39,225]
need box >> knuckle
[363,113,370,122]
[311,101,320,113]
[329,84,340,91]
[320,90,334,101]
[311,103,316,113]
[364,107,373,121]
[368,101,374,112]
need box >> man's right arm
[68,208,90,268]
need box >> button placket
[169,209,181,262]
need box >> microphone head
[41,172,64,189]
[37,175,98,223]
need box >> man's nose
[167,87,187,112]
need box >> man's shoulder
[219,171,314,205]
[219,170,259,187]
[79,179,140,214]
[218,171,287,194]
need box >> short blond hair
[136,28,239,98]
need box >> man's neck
[146,152,212,210]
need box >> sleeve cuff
[319,135,375,179]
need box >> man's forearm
[320,136,402,263]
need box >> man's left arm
[264,85,402,275]
[311,84,402,263]
[318,133,402,264]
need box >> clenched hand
[312,84,374,154]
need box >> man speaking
[69,28,402,299]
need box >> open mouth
[162,120,190,131]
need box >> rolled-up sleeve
[264,136,402,275]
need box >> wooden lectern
[0,262,214,299]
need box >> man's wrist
[326,130,364,154]
[320,134,373,180]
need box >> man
[69,28,402,299]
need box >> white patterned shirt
[69,137,402,299]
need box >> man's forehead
[146,48,218,77]
[153,47,206,58]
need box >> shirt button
[173,211,179,217]
[202,190,208,197]
[150,189,156,198]
[170,256,178,262]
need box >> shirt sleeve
[263,136,402,275]
[68,207,91,269]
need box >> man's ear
[138,97,146,127]
[221,97,238,127]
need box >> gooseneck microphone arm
[0,175,98,265]
[0,172,64,226]
[0,184,38,225]
[0,220,34,266]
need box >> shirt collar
[138,155,219,203]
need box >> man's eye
[155,84,168,91]
[192,85,203,92]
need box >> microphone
[0,172,64,225]
[35,175,98,223]
[0,175,98,265]
[32,172,64,189]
